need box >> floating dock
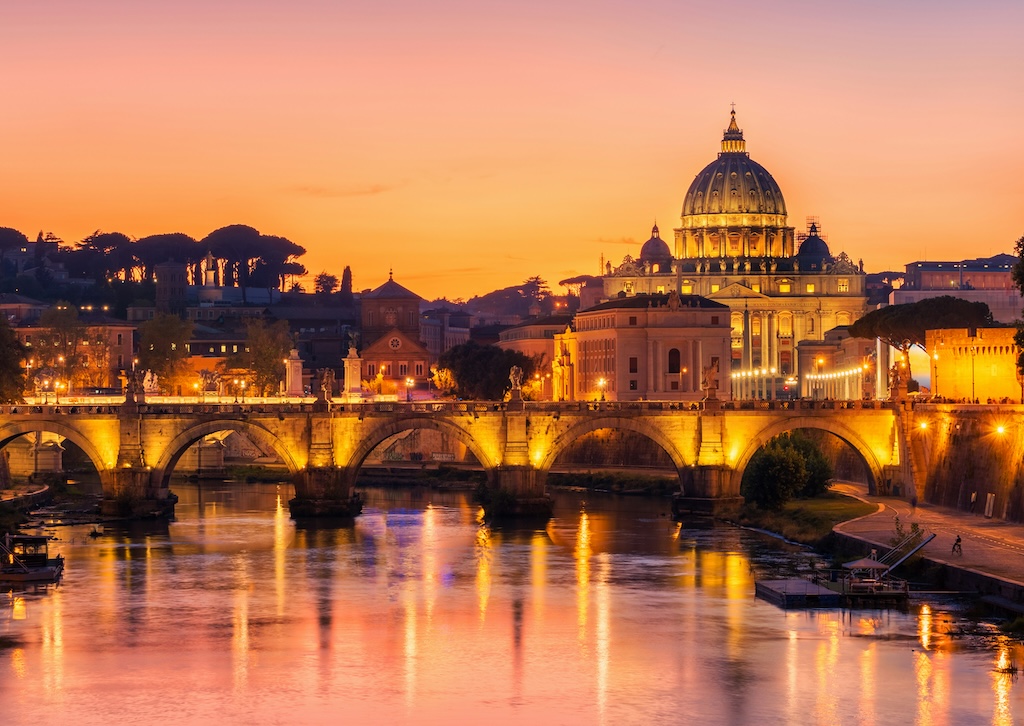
[755,579,842,608]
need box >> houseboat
[1,534,64,583]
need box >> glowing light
[919,421,928,430]
[996,425,1006,434]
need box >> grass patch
[732,491,877,545]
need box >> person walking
[952,535,962,555]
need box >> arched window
[668,348,681,374]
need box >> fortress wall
[910,406,1024,522]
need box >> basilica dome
[680,111,788,230]
[796,222,832,269]
[639,224,672,269]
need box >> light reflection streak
[993,646,1014,726]
[813,616,840,724]
[11,595,25,621]
[530,532,546,621]
[403,578,418,707]
[423,505,437,622]
[786,626,799,722]
[859,643,877,726]
[595,553,611,726]
[475,526,492,620]
[232,554,251,691]
[575,510,591,642]
[10,648,25,679]
[919,604,932,651]
[914,651,934,725]
[274,491,287,617]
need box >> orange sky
[2,1,1022,301]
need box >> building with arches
[603,111,869,381]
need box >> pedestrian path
[832,482,1024,588]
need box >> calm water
[2,482,1022,726]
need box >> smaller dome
[639,224,672,268]
[796,222,832,268]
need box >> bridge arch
[152,419,302,488]
[0,420,110,474]
[538,415,688,476]
[346,416,496,481]
[734,416,888,491]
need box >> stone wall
[910,405,1024,521]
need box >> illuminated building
[603,111,868,379]
[552,293,731,402]
[358,272,431,395]
[893,254,1020,324]
[927,327,1022,403]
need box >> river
[2,481,1021,725]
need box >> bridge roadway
[0,397,906,518]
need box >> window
[656,285,665,294]
[629,357,638,374]
[711,284,720,293]
[668,349,681,374]
[399,363,408,376]
[751,283,760,293]
[368,364,376,377]
[837,278,849,293]
[415,363,424,376]
[630,380,638,390]
[628,316,637,326]
[117,333,123,346]
[681,284,693,294]
[779,282,791,293]
[711,315,719,325]
[806,283,816,293]
[670,381,679,390]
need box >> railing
[0,397,899,417]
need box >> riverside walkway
[833,482,1024,603]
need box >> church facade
[603,111,869,380]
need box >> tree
[138,313,195,394]
[740,432,834,509]
[340,266,354,305]
[0,315,26,402]
[435,341,535,400]
[314,271,339,296]
[849,296,993,380]
[1013,235,1024,396]
[222,318,293,397]
[741,440,806,510]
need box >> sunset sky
[2,0,1022,301]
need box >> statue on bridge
[701,360,719,399]
[509,366,524,391]
[317,368,335,402]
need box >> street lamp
[233,378,240,403]
[405,377,414,402]
[240,380,246,403]
[193,381,200,403]
[932,352,939,399]
[597,377,606,401]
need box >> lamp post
[405,377,414,402]
[240,380,246,403]
[932,352,939,399]
[815,357,824,400]
[597,377,606,401]
[193,381,200,403]
[233,378,240,403]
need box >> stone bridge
[0,398,909,518]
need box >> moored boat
[1,534,64,583]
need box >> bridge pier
[100,467,177,518]
[672,465,743,516]
[289,466,363,518]
[480,466,553,521]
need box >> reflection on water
[1,481,1021,725]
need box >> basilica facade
[603,111,868,379]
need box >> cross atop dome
[721,108,747,155]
